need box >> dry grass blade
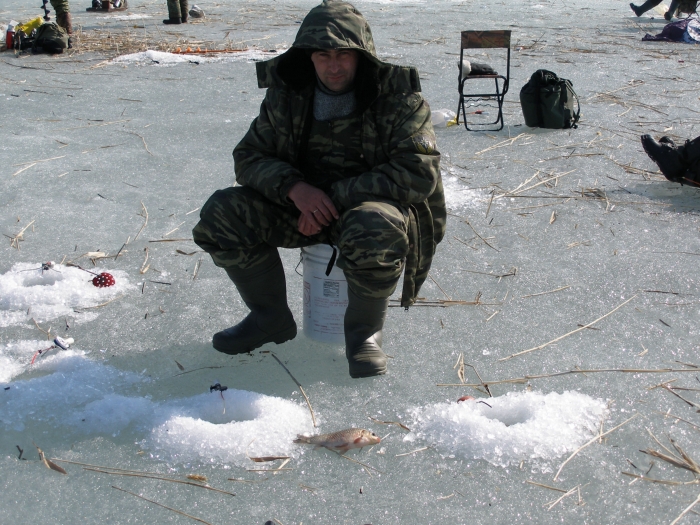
[395,446,430,457]
[546,485,578,510]
[73,295,124,312]
[270,352,317,427]
[133,201,148,241]
[670,491,700,525]
[84,467,236,496]
[140,246,150,274]
[337,452,382,476]
[7,219,35,249]
[112,486,215,525]
[499,295,637,361]
[186,474,207,482]
[621,472,695,486]
[526,480,568,493]
[437,367,700,387]
[554,414,638,481]
[248,456,290,463]
[520,285,570,299]
[368,416,410,432]
[641,432,700,476]
[34,444,67,474]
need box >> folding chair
[456,30,511,132]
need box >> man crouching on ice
[192,0,446,378]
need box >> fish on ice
[293,428,380,453]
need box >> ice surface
[2,0,700,523]
[2,349,311,463]
[406,391,607,470]
[114,49,280,66]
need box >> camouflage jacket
[233,0,446,308]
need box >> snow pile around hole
[0,263,130,327]
[148,390,311,464]
[0,350,311,465]
[405,390,607,469]
[96,13,152,20]
[113,49,279,66]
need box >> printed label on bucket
[301,244,348,344]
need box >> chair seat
[463,74,503,80]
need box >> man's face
[310,49,359,93]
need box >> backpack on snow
[519,69,580,129]
[32,22,69,54]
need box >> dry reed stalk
[671,492,700,525]
[526,480,568,493]
[31,318,51,339]
[112,486,215,525]
[654,412,700,431]
[140,247,150,274]
[474,133,531,156]
[498,295,637,361]
[134,202,148,241]
[163,222,186,238]
[395,446,430,457]
[368,416,410,432]
[122,130,153,156]
[270,353,317,428]
[429,273,451,300]
[520,285,570,299]
[436,366,700,387]
[553,414,638,482]
[86,467,235,496]
[192,257,202,279]
[12,163,37,176]
[546,485,579,510]
[73,294,124,312]
[7,219,35,249]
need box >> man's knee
[336,202,409,270]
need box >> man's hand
[288,181,340,236]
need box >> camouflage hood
[255,0,420,99]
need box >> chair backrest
[461,30,511,50]
[459,30,511,81]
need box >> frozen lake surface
[2,0,700,523]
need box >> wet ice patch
[1,350,311,465]
[406,391,607,469]
[442,166,484,210]
[0,263,130,327]
[113,49,279,66]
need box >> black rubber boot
[678,136,700,186]
[212,258,297,355]
[641,134,686,181]
[630,0,663,16]
[344,288,388,378]
[163,17,181,24]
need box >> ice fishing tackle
[18,261,61,275]
[210,381,228,414]
[40,0,51,21]
[30,336,75,364]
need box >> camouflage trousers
[192,186,410,299]
[167,0,188,19]
[49,0,69,15]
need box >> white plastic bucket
[301,244,348,344]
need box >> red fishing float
[92,272,115,288]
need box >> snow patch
[406,391,607,469]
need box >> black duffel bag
[520,69,580,129]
